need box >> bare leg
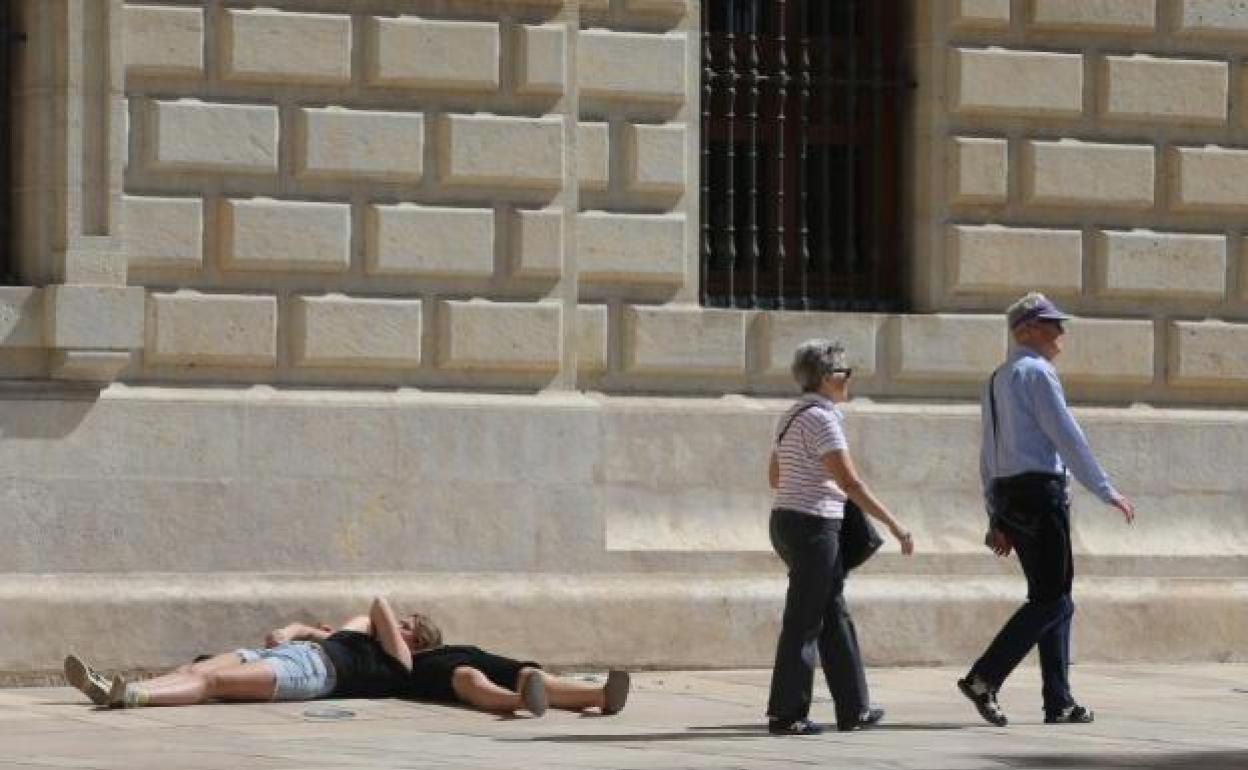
[450,666,523,712]
[172,651,245,676]
[542,673,607,711]
[125,661,276,706]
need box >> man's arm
[265,622,332,647]
[1028,367,1117,503]
[368,596,412,671]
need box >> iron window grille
[701,0,912,311]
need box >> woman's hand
[890,525,914,556]
[264,626,293,648]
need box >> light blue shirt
[980,346,1118,518]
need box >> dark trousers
[970,474,1076,713]
[766,508,869,726]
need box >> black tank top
[320,630,407,698]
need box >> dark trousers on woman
[766,508,869,727]
[970,473,1076,714]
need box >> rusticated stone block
[1103,55,1227,124]
[577,305,609,373]
[437,300,561,372]
[1031,0,1155,32]
[1171,146,1248,210]
[0,287,43,348]
[150,100,278,173]
[146,291,277,366]
[623,306,746,375]
[951,48,1083,117]
[949,225,1083,293]
[512,208,562,278]
[367,17,499,90]
[441,114,563,188]
[1059,318,1155,384]
[950,137,1008,204]
[580,122,610,191]
[892,314,1006,381]
[292,294,422,369]
[951,0,1011,27]
[578,212,685,284]
[1169,320,1248,385]
[624,123,686,194]
[44,286,145,350]
[222,199,350,272]
[760,312,883,379]
[366,204,494,277]
[296,107,424,182]
[516,23,565,94]
[223,10,351,84]
[1023,140,1154,208]
[125,4,204,75]
[579,30,686,102]
[1097,230,1226,299]
[124,195,203,270]
[1179,0,1248,37]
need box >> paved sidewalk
[1,664,1245,769]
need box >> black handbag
[839,499,884,571]
[776,402,884,572]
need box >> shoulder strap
[776,402,822,445]
[988,369,1000,470]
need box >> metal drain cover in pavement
[302,706,355,720]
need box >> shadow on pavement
[500,722,968,743]
[993,751,1248,770]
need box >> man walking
[958,292,1135,727]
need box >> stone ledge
[0,572,1242,675]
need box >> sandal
[602,670,630,715]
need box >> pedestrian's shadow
[994,751,1248,770]
[500,722,966,743]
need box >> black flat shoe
[768,718,824,735]
[838,706,885,732]
[1045,704,1094,724]
[957,676,1008,727]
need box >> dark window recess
[0,1,17,286]
[701,0,911,311]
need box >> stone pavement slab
[1,665,1245,770]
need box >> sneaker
[63,654,111,706]
[838,705,885,732]
[767,718,824,735]
[602,670,630,715]
[957,676,1008,727]
[1045,704,1094,724]
[519,670,548,717]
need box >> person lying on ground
[63,601,629,717]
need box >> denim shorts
[236,642,337,701]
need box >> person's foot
[1045,704,1094,724]
[957,676,1008,727]
[519,670,547,717]
[838,705,885,732]
[63,654,111,706]
[602,670,630,715]
[767,717,824,735]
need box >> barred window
[701,0,911,311]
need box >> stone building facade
[1,0,1244,678]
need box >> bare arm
[265,622,332,647]
[821,449,914,555]
[768,451,779,490]
[368,596,412,672]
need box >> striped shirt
[772,394,848,519]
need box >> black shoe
[768,718,824,735]
[1045,704,1094,724]
[957,676,1008,727]
[838,706,885,732]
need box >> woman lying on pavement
[63,598,629,717]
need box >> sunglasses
[1038,319,1065,333]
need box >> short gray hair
[791,338,848,392]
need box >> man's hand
[264,627,292,648]
[1110,494,1135,525]
[889,524,915,556]
[984,527,1012,557]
